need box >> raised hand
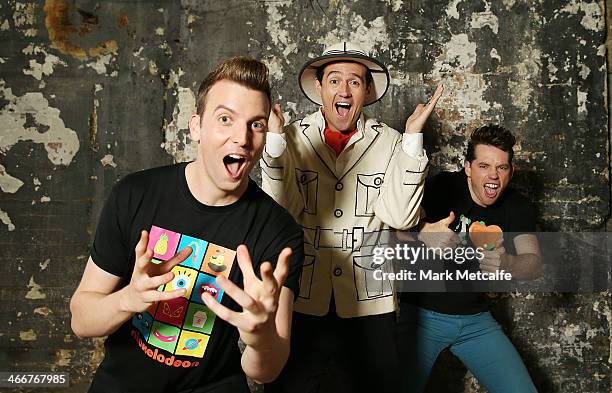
[418,211,459,251]
[268,103,285,134]
[202,245,292,349]
[405,84,444,134]
[120,230,192,313]
[479,237,507,273]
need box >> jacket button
[374,177,383,186]
[333,267,342,277]
[335,182,343,191]
[334,209,343,218]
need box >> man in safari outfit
[261,42,443,393]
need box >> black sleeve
[509,196,537,233]
[255,215,305,300]
[422,172,451,223]
[90,181,131,278]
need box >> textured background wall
[0,0,610,392]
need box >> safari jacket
[260,109,428,317]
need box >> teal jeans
[398,304,537,393]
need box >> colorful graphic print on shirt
[454,215,504,250]
[131,226,236,360]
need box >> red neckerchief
[322,113,357,156]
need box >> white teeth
[228,154,242,159]
[336,103,350,108]
[485,184,499,189]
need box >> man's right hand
[267,104,285,134]
[120,230,192,313]
[418,211,459,250]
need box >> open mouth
[223,154,247,180]
[483,183,499,199]
[335,102,351,118]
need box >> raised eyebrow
[213,105,237,114]
[326,71,365,81]
[213,105,267,123]
[250,116,269,124]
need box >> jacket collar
[300,109,381,180]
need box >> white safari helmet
[298,42,390,106]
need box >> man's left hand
[202,245,291,349]
[479,238,508,273]
[405,84,444,134]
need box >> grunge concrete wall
[0,1,609,392]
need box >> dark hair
[466,124,516,164]
[315,61,373,87]
[196,57,271,116]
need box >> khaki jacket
[261,110,428,317]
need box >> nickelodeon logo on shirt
[130,329,201,368]
[131,226,236,362]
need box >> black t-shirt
[408,170,536,315]
[88,163,304,393]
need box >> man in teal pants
[399,124,541,393]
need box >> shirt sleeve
[509,196,537,233]
[253,213,305,300]
[278,227,304,300]
[401,133,425,157]
[90,182,131,278]
[421,172,449,223]
[264,132,287,158]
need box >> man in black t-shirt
[70,57,304,393]
[399,125,541,393]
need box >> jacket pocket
[355,173,384,217]
[298,254,316,299]
[352,254,393,300]
[295,169,318,215]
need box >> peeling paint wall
[0,1,609,392]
